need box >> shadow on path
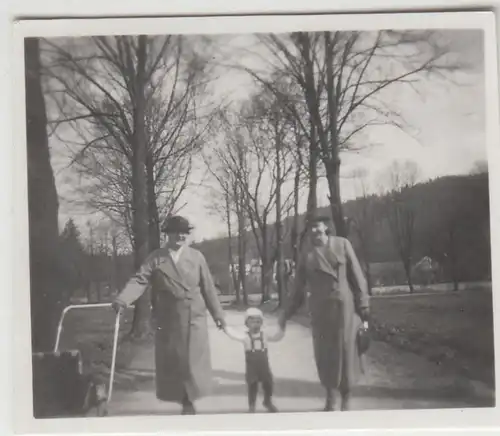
[212,369,493,407]
[114,368,493,408]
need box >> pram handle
[53,303,122,403]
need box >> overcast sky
[51,29,487,244]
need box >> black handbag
[356,323,370,355]
[345,246,371,355]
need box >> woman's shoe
[263,399,278,413]
[324,391,333,411]
[181,401,196,415]
[341,394,351,411]
[324,390,341,411]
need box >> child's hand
[215,318,226,330]
[278,313,287,330]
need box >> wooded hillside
[194,172,491,291]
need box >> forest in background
[197,170,491,293]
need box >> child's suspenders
[248,332,266,352]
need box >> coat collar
[157,246,194,291]
[309,237,341,279]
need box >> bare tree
[205,168,243,305]
[236,31,465,236]
[380,160,421,293]
[42,35,212,337]
[286,118,310,266]
[204,120,250,306]
[234,94,296,304]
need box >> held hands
[215,318,226,331]
[277,312,287,331]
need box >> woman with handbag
[279,215,370,412]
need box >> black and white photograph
[11,11,500,434]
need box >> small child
[224,308,284,413]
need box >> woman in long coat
[112,216,226,415]
[279,216,370,411]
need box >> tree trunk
[326,159,346,237]
[323,32,346,237]
[386,196,417,295]
[274,121,284,307]
[129,35,152,339]
[26,38,62,352]
[111,233,118,294]
[451,267,459,292]
[87,230,94,302]
[260,261,272,304]
[301,118,318,248]
[225,193,240,304]
[146,150,160,251]
[291,166,300,266]
[448,227,459,292]
[260,226,271,304]
[96,283,102,303]
[403,261,414,294]
[235,154,248,306]
[237,210,248,306]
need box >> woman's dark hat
[306,214,332,228]
[161,215,194,234]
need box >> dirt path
[106,310,494,416]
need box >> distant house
[412,256,441,284]
[229,260,258,277]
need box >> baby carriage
[32,303,121,418]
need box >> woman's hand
[215,318,226,330]
[360,307,370,323]
[111,299,127,315]
[277,313,287,331]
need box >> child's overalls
[245,331,273,408]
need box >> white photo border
[11,10,500,434]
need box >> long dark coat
[285,237,369,391]
[116,246,225,403]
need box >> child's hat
[245,307,264,320]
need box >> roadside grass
[280,288,495,387]
[253,286,494,387]
[369,289,495,387]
